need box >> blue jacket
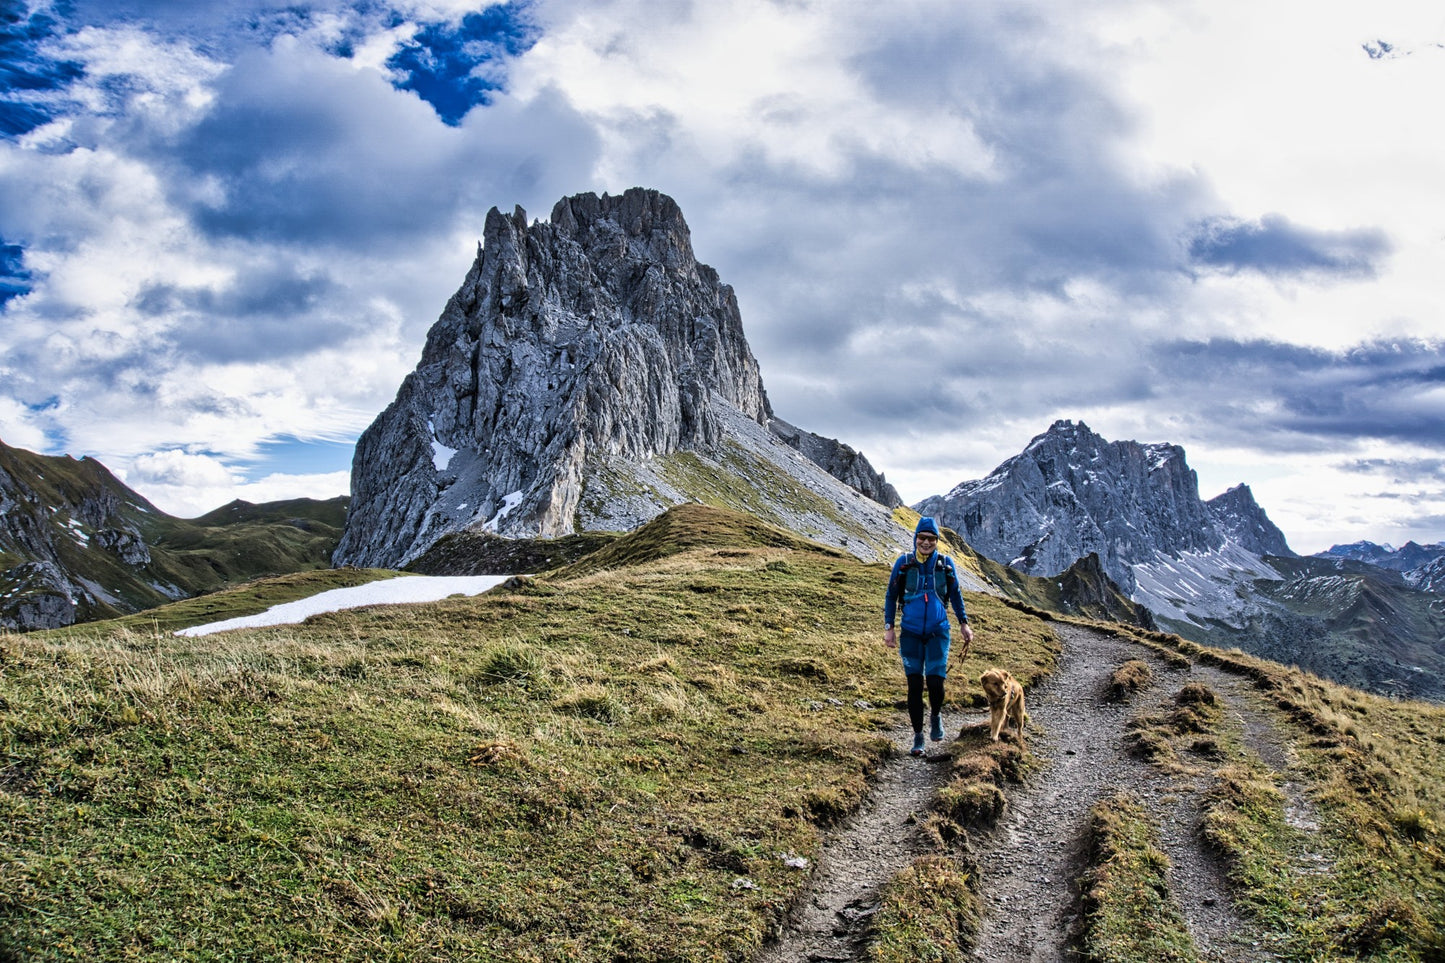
[885,550,969,636]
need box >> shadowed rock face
[768,417,902,509]
[917,421,1216,590]
[336,188,902,569]
[914,419,1293,592]
[1206,482,1292,558]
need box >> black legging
[906,673,946,733]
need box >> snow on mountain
[917,420,1289,610]
[917,420,1445,700]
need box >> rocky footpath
[754,622,1320,962]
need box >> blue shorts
[898,629,950,677]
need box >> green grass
[867,856,979,963]
[1105,659,1153,702]
[0,505,1060,962]
[1078,793,1198,963]
[7,505,1445,961]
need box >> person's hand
[962,623,974,649]
[883,626,896,648]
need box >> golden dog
[980,668,1027,749]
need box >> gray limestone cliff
[915,420,1248,592]
[1205,483,1293,558]
[334,189,906,568]
[768,417,902,509]
[909,422,1445,701]
[0,444,156,630]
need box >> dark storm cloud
[154,40,598,248]
[1149,337,1445,447]
[133,266,354,363]
[1341,457,1445,486]
[676,6,1218,444]
[694,143,1203,441]
[841,7,1203,292]
[1186,214,1391,278]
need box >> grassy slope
[1077,621,1445,961]
[0,505,1057,962]
[2,505,1442,961]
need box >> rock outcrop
[769,417,902,509]
[1,442,158,629]
[915,420,1256,591]
[916,420,1445,701]
[1206,484,1292,558]
[335,189,906,568]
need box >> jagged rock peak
[768,416,902,508]
[335,188,902,568]
[1205,483,1295,558]
[917,420,1243,590]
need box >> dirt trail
[755,622,1314,963]
[968,623,1282,962]
[755,722,954,963]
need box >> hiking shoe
[910,732,926,756]
[930,712,945,742]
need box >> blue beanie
[915,516,940,538]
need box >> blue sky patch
[0,1,84,138]
[385,3,538,125]
[1,238,32,304]
[252,435,356,478]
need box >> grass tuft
[867,855,979,963]
[1078,793,1198,963]
[1105,659,1152,702]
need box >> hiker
[883,516,973,756]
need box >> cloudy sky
[2,0,1443,554]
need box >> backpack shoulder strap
[889,553,911,595]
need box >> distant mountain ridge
[915,419,1292,593]
[0,437,347,631]
[916,420,1445,701]
[335,188,907,569]
[1316,540,1445,593]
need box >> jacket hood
[915,516,940,538]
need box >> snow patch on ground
[428,420,458,471]
[176,575,510,637]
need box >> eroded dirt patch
[756,723,956,962]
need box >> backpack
[895,553,953,603]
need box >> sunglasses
[916,534,937,542]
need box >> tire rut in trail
[966,623,1270,963]
[755,723,956,963]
